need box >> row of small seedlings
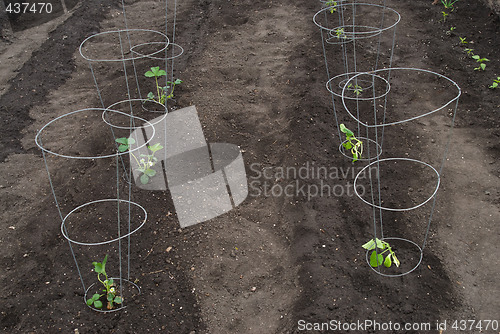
[315,0,460,276]
[36,0,183,312]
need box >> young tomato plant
[472,55,489,71]
[458,36,468,45]
[86,255,123,310]
[489,77,500,89]
[347,83,363,96]
[334,28,346,39]
[340,124,363,163]
[144,67,183,104]
[116,137,164,184]
[362,238,400,268]
[325,0,337,13]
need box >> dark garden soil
[0,0,499,333]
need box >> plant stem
[129,151,142,169]
[155,76,161,104]
[169,84,175,99]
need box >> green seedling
[116,137,164,184]
[145,66,182,104]
[440,11,449,22]
[474,64,487,71]
[459,36,468,45]
[362,238,400,268]
[472,55,489,71]
[446,26,456,35]
[464,48,474,56]
[86,255,123,310]
[334,28,346,39]
[489,77,500,89]
[326,0,337,13]
[340,124,363,163]
[347,83,363,95]
[441,0,459,9]
[145,66,166,103]
[165,78,183,100]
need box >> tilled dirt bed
[0,0,499,333]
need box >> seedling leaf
[375,238,385,249]
[362,239,376,250]
[140,174,149,184]
[392,253,401,267]
[384,254,392,267]
[369,251,384,267]
[340,124,354,137]
[362,238,386,250]
[93,262,103,273]
[118,145,129,152]
[94,300,103,309]
[150,67,160,76]
[464,48,474,56]
[148,143,163,153]
[102,255,107,268]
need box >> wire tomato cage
[340,68,461,276]
[314,1,401,145]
